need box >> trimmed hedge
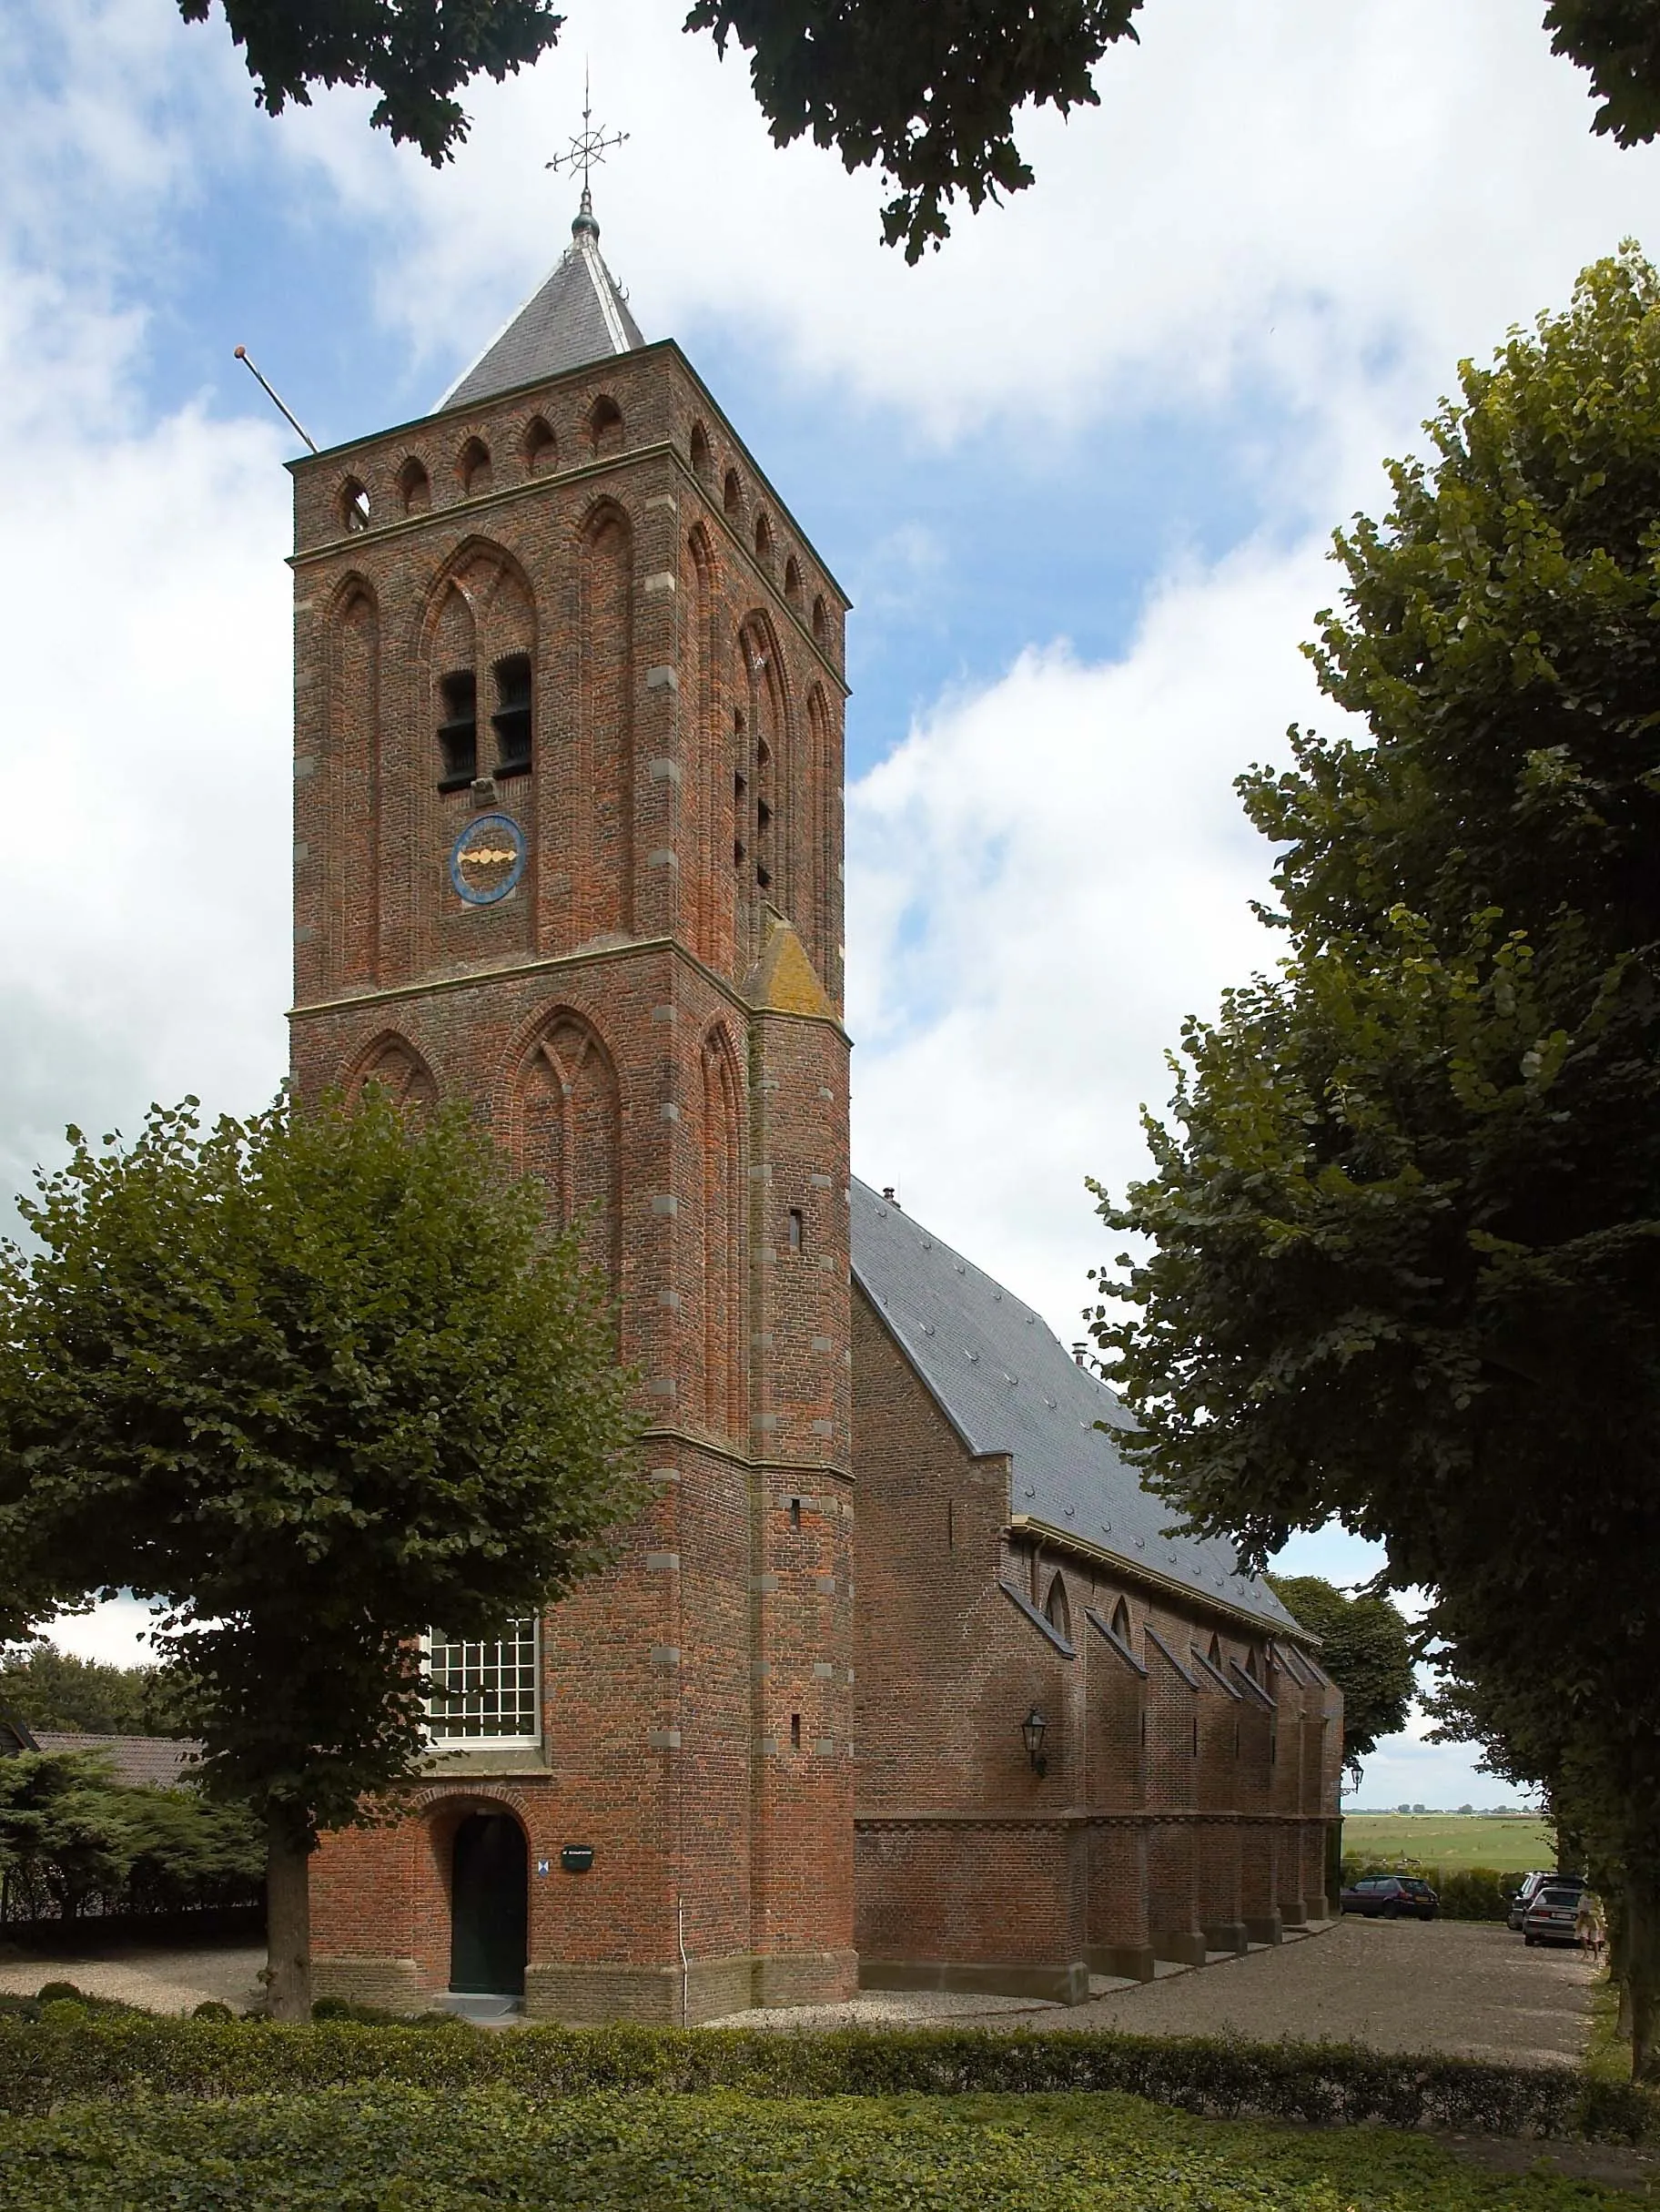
[1341,1858,1527,1922]
[0,2084,1633,2212]
[1,2013,1655,2143]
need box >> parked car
[1508,1871,1585,1932]
[1523,1884,1588,1948]
[1340,1875,1439,1921]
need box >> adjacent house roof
[27,1732,202,1789]
[849,1178,1298,1634]
[438,199,645,413]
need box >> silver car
[1508,1870,1584,1931]
[1523,1884,1587,1948]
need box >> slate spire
[437,190,645,413]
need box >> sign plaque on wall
[560,1844,595,1874]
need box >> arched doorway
[449,1811,527,1996]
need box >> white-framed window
[425,1618,541,1745]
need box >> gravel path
[710,1922,1596,2067]
[1049,1919,1594,2065]
[0,1941,266,2016]
[0,1920,1594,2066]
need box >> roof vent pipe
[882,1187,900,1207]
[1072,1342,1088,1365]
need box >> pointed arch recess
[328,576,380,990]
[1044,1572,1071,1643]
[685,523,724,969]
[805,682,833,993]
[700,1020,746,1439]
[576,500,633,940]
[511,1009,621,1287]
[345,1030,438,1114]
[735,607,794,966]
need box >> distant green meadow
[1343,1813,1554,1871]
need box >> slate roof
[849,1179,1298,1634]
[28,1732,202,1788]
[439,203,645,412]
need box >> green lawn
[1344,1813,1554,1870]
[0,2087,1632,2210]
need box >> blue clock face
[450,813,526,906]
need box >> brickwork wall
[851,1287,1341,1994]
[294,337,854,2021]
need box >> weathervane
[545,66,629,227]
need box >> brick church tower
[289,193,855,2021]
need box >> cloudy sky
[9,0,1652,1806]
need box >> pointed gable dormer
[437,191,645,412]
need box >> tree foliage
[0,1644,195,1739]
[1546,0,1660,147]
[1089,249,1660,2071]
[0,1751,265,1927]
[177,0,566,166]
[179,4,1660,259]
[685,0,1140,260]
[0,1088,644,2014]
[1262,1576,1412,1785]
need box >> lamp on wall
[1021,1707,1048,1778]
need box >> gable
[849,1179,1297,1635]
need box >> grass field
[1343,1813,1554,1870]
[0,2087,1634,2210]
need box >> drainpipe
[678,1894,690,2026]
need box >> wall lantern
[1021,1707,1048,1778]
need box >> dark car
[1341,1875,1439,1921]
[1508,1871,1585,1932]
[1523,1884,1586,1948]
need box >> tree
[0,1089,644,2018]
[0,1751,134,1925]
[178,4,1660,261]
[0,1750,265,1929]
[1262,1576,1412,1787]
[0,1643,192,1738]
[1088,249,1660,2073]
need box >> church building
[289,189,1341,2022]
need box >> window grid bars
[426,1619,540,1740]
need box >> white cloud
[846,533,1339,1333]
[26,1596,162,1672]
[277,0,1660,459]
[0,5,292,1219]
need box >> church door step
[439,1992,524,2024]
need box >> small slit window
[459,437,491,495]
[522,416,557,472]
[1111,1598,1131,1645]
[438,670,478,789]
[398,458,430,515]
[788,1208,804,1253]
[790,1712,802,1751]
[491,653,532,776]
[339,476,369,532]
